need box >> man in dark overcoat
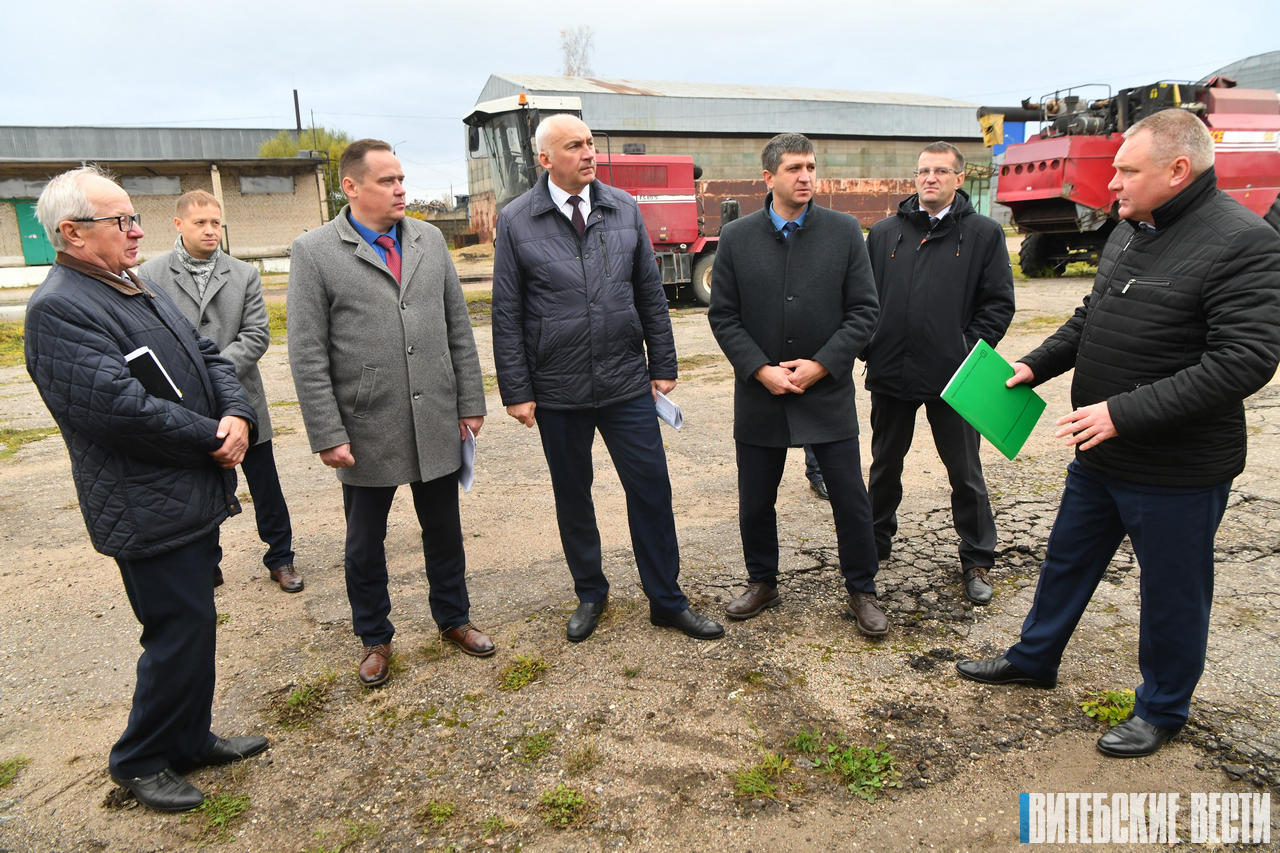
[708,133,885,636]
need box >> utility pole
[293,90,302,134]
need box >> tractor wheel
[1018,234,1061,278]
[691,252,715,306]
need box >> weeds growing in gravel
[0,755,31,787]
[185,792,251,844]
[499,655,547,690]
[731,750,791,799]
[481,814,513,835]
[1081,689,1135,727]
[539,784,589,827]
[813,741,901,802]
[274,669,339,728]
[565,739,601,776]
[419,800,455,825]
[303,819,381,852]
[514,729,555,765]
[787,729,821,754]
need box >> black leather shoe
[567,600,607,643]
[809,478,829,501]
[963,566,994,605]
[195,735,269,768]
[110,768,204,812]
[955,656,1056,689]
[1096,716,1178,758]
[650,607,725,640]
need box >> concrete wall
[0,204,20,266]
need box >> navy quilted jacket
[25,260,256,558]
[1021,168,1280,486]
[491,173,676,410]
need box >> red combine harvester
[464,94,719,303]
[978,78,1280,276]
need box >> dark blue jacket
[25,259,256,558]
[491,173,676,410]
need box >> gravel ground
[0,275,1276,851]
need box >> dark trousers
[342,473,471,646]
[1005,460,1230,729]
[240,439,295,571]
[737,437,878,595]
[868,392,996,569]
[110,531,219,778]
[803,445,822,482]
[535,393,688,614]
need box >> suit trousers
[240,439,295,571]
[110,530,220,778]
[1004,460,1230,729]
[342,473,471,646]
[868,392,996,569]
[737,437,879,595]
[535,392,689,614]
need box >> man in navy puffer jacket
[25,167,266,812]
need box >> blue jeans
[535,393,688,614]
[1005,460,1230,728]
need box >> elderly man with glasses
[861,141,1015,606]
[24,166,268,812]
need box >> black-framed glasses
[914,167,960,177]
[71,213,142,232]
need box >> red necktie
[374,235,401,282]
[568,195,586,237]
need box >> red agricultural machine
[464,94,719,304]
[978,78,1280,276]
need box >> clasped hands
[754,359,829,395]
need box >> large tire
[691,252,715,306]
[1018,233,1063,278]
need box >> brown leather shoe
[269,565,304,593]
[847,593,889,638]
[358,643,391,686]
[725,582,781,620]
[441,623,496,657]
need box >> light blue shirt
[347,211,401,264]
[767,202,808,238]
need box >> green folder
[940,339,1046,460]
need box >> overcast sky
[4,0,1275,202]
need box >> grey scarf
[174,236,218,296]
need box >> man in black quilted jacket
[25,167,267,811]
[957,109,1280,757]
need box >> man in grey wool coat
[140,190,304,594]
[288,139,493,688]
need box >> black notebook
[124,346,183,403]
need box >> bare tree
[560,26,594,77]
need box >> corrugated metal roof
[1205,51,1280,91]
[0,126,292,161]
[476,73,981,139]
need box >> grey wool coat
[287,206,486,487]
[708,197,879,447]
[139,250,274,444]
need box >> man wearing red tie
[288,139,493,687]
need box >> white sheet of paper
[460,426,476,493]
[655,391,683,430]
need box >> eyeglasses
[71,213,143,232]
[914,167,960,177]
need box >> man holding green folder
[863,141,1015,606]
[957,109,1280,758]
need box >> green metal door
[11,200,57,265]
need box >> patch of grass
[0,427,60,461]
[1081,688,1135,727]
[742,671,765,685]
[216,613,232,626]
[787,729,821,754]
[565,739,600,776]
[273,669,339,728]
[0,755,31,788]
[538,784,589,827]
[302,820,381,853]
[418,799,455,825]
[813,741,901,802]
[267,304,287,344]
[185,791,251,844]
[513,729,555,765]
[1010,312,1073,334]
[675,352,724,370]
[465,291,492,322]
[622,665,641,678]
[481,814,513,835]
[499,654,546,691]
[731,750,791,800]
[481,373,499,392]
[0,322,24,367]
